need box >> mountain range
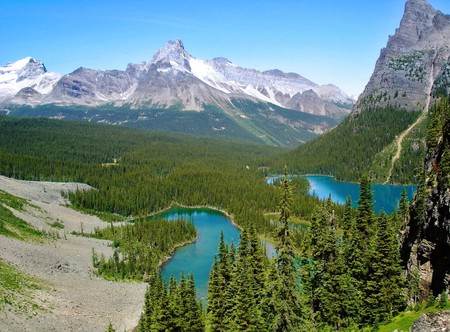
[1,40,354,119]
[0,41,355,147]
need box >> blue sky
[1,0,450,97]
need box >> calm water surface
[154,207,240,301]
[305,175,416,214]
[267,175,417,214]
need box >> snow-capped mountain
[126,39,354,118]
[0,40,353,120]
[0,57,61,103]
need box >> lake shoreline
[148,202,242,230]
[157,231,200,269]
[151,203,242,272]
[266,173,417,186]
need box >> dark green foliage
[277,107,420,183]
[303,176,406,330]
[90,218,197,281]
[5,99,336,147]
[138,274,205,332]
[0,116,283,236]
[271,170,306,331]
[138,273,204,332]
[438,292,448,309]
[207,227,268,331]
[365,212,406,325]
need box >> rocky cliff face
[354,0,450,112]
[402,98,450,300]
[48,67,137,106]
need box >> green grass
[0,191,45,240]
[0,205,44,240]
[69,205,128,223]
[48,221,65,229]
[377,304,450,332]
[0,258,45,313]
[0,190,28,211]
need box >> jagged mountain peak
[0,57,60,100]
[394,0,437,47]
[354,0,450,113]
[2,57,47,76]
[151,39,192,71]
[212,57,232,65]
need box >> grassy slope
[377,304,450,332]
[4,101,338,148]
[371,112,429,184]
[0,258,45,314]
[0,190,45,241]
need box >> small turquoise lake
[305,175,416,214]
[156,175,417,301]
[154,207,240,301]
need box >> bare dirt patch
[0,176,146,331]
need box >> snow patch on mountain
[0,57,61,99]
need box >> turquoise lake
[305,175,417,214]
[155,207,240,301]
[157,175,417,300]
[268,175,417,214]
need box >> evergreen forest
[1,97,450,331]
[278,107,423,184]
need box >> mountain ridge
[0,39,353,120]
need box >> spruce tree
[365,212,406,325]
[273,168,304,331]
[229,228,264,331]
[262,258,285,331]
[206,255,226,332]
[184,274,204,332]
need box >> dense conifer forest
[1,99,449,332]
[0,116,338,236]
[278,107,422,184]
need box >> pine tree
[149,274,171,332]
[262,258,285,331]
[309,204,355,330]
[272,168,304,331]
[229,228,264,331]
[168,274,182,331]
[365,212,406,325]
[207,234,232,332]
[183,274,204,332]
[206,256,222,331]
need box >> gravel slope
[0,176,146,331]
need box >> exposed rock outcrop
[411,310,450,331]
[354,0,450,113]
[402,98,450,300]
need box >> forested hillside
[0,116,333,237]
[277,107,422,183]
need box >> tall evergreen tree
[183,274,204,332]
[365,212,406,325]
[272,168,305,331]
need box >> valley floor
[0,176,146,332]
